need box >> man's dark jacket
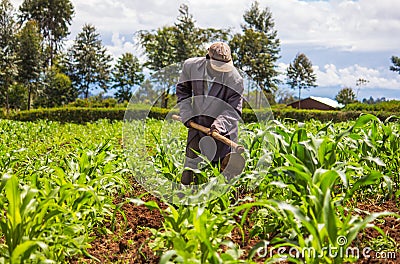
[176,57,244,161]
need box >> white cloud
[278,62,400,90]
[11,0,400,52]
[317,64,400,90]
[105,33,136,59]
[9,0,400,98]
[268,0,400,51]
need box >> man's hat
[207,42,234,72]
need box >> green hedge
[2,106,398,124]
[4,107,173,123]
[344,100,400,112]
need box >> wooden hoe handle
[172,115,245,154]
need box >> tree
[335,87,356,105]
[173,4,228,62]
[16,20,42,110]
[7,83,27,109]
[139,4,228,71]
[130,79,158,104]
[230,1,281,105]
[275,88,295,104]
[139,4,228,108]
[0,0,19,111]
[112,53,144,103]
[19,0,74,66]
[390,56,400,74]
[66,24,112,98]
[286,53,317,108]
[355,78,369,98]
[34,66,76,108]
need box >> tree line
[1,0,399,111]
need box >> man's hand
[184,119,193,128]
[208,126,219,136]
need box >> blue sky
[11,0,400,100]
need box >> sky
[10,0,400,100]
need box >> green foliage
[138,4,228,108]
[34,66,77,108]
[112,53,144,103]
[139,26,176,70]
[5,106,174,123]
[0,119,129,262]
[139,4,228,71]
[7,107,127,123]
[0,0,16,49]
[0,114,399,263]
[130,79,159,105]
[335,87,356,105]
[66,24,112,98]
[5,83,28,110]
[390,55,400,74]
[19,0,74,66]
[173,4,229,62]
[150,204,239,263]
[145,115,400,263]
[230,1,281,92]
[67,97,120,108]
[286,53,317,103]
[16,20,43,110]
[0,0,19,110]
[344,100,400,112]
[3,105,398,124]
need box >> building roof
[309,96,344,109]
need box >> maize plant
[0,114,399,263]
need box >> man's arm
[211,78,244,135]
[176,61,194,126]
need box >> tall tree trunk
[298,87,301,109]
[6,90,10,114]
[5,78,10,114]
[49,39,54,67]
[85,81,89,99]
[28,85,32,110]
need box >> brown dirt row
[76,189,399,263]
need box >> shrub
[3,106,397,124]
[344,100,400,112]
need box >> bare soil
[76,188,399,263]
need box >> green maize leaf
[10,240,47,263]
[346,212,399,246]
[0,173,12,192]
[248,240,269,260]
[5,175,22,229]
[347,171,382,199]
[272,201,320,243]
[159,250,177,264]
[352,114,380,131]
[20,188,38,218]
[268,181,302,197]
[128,197,160,211]
[313,169,340,194]
[362,157,386,167]
[322,188,337,244]
[382,175,393,198]
[144,200,161,210]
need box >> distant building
[287,96,344,110]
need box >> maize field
[0,114,399,263]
